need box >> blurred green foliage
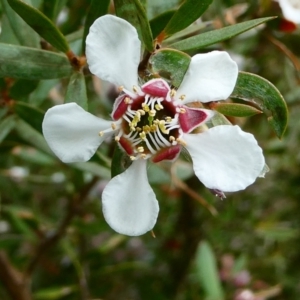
[0,0,299,299]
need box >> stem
[0,251,32,300]
[24,176,99,277]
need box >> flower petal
[42,103,114,163]
[102,159,159,236]
[183,125,265,192]
[142,78,170,98]
[278,0,300,24]
[86,15,141,90]
[176,51,238,104]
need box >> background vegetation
[0,0,299,299]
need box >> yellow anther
[179,108,186,114]
[136,127,142,132]
[170,89,176,97]
[169,136,175,142]
[137,146,144,153]
[140,154,147,159]
[155,104,163,110]
[139,131,146,140]
[176,138,187,146]
[149,109,156,117]
[143,125,150,133]
[150,124,157,132]
[130,156,136,161]
[179,94,186,101]
[165,116,172,122]
[133,86,138,93]
[138,109,145,115]
[158,120,169,134]
[142,103,150,112]
[115,136,120,142]
[124,97,131,104]
[99,131,104,136]
[111,123,116,130]
[118,86,124,92]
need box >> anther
[138,109,145,115]
[139,131,146,140]
[140,154,147,159]
[99,131,104,136]
[118,86,124,92]
[149,109,156,117]
[115,136,120,142]
[137,146,144,153]
[111,123,116,130]
[124,97,131,104]
[179,108,186,114]
[179,94,186,101]
[165,116,172,122]
[142,103,150,112]
[130,156,136,161]
[133,86,138,93]
[176,138,187,146]
[169,136,175,142]
[155,104,163,110]
[170,89,176,97]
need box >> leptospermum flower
[42,15,265,236]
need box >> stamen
[165,116,172,122]
[169,136,175,142]
[176,138,187,146]
[149,109,156,117]
[130,156,136,161]
[137,146,144,153]
[179,94,186,101]
[139,131,146,140]
[133,86,138,93]
[140,154,147,159]
[142,103,150,112]
[115,136,120,142]
[155,103,163,111]
[124,97,132,104]
[99,131,104,136]
[170,89,176,97]
[111,123,116,130]
[118,86,124,92]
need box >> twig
[24,176,99,277]
[0,251,32,300]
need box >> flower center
[116,94,183,160]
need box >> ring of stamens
[120,93,183,159]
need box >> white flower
[42,15,265,236]
[277,0,300,24]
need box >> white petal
[86,15,141,90]
[102,159,159,236]
[42,103,114,163]
[176,51,238,104]
[183,125,265,192]
[278,0,300,24]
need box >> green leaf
[163,0,213,37]
[111,146,131,178]
[65,71,88,110]
[7,0,69,52]
[114,0,154,52]
[0,43,73,80]
[169,17,276,51]
[13,101,44,133]
[15,118,53,156]
[82,0,110,54]
[211,112,231,126]
[0,115,16,144]
[231,72,288,138]
[149,10,175,38]
[72,162,110,179]
[196,241,224,300]
[1,0,40,47]
[149,48,191,88]
[212,103,262,117]
[9,79,39,101]
[42,0,63,21]
[33,286,77,300]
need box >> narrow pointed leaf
[114,0,154,51]
[0,115,16,144]
[9,79,39,101]
[7,0,69,52]
[82,0,110,54]
[169,17,276,51]
[163,0,213,37]
[196,241,224,300]
[42,0,64,21]
[0,43,72,79]
[213,103,262,117]
[231,72,288,138]
[14,102,44,133]
[150,10,175,38]
[1,0,40,47]
[150,48,191,88]
[65,72,88,110]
